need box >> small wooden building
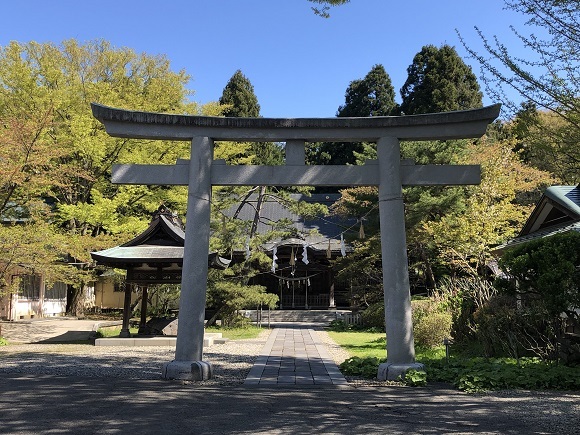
[91,205,229,336]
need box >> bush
[412,299,452,348]
[474,295,560,360]
[360,302,385,329]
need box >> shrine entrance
[92,102,500,381]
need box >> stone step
[243,309,351,323]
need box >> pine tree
[400,45,482,115]
[310,64,397,166]
[219,70,260,118]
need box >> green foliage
[206,278,278,327]
[219,69,260,117]
[399,44,482,115]
[496,232,580,322]
[402,369,428,387]
[337,64,397,117]
[339,356,384,378]
[412,299,453,348]
[473,295,559,360]
[332,330,580,391]
[0,336,8,346]
[0,39,203,314]
[459,0,579,129]
[436,277,497,344]
[425,356,580,393]
[309,65,396,166]
[308,0,350,18]
[360,302,385,330]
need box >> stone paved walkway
[244,325,347,386]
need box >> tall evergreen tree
[400,45,482,115]
[337,64,397,117]
[310,64,397,166]
[219,70,260,118]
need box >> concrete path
[245,325,347,386]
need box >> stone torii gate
[92,103,500,381]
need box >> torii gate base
[92,103,500,381]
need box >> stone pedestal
[162,360,213,381]
[377,362,425,381]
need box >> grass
[95,326,139,338]
[206,325,264,340]
[327,328,580,392]
[94,325,264,340]
[327,330,387,359]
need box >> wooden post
[120,284,132,338]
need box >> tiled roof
[494,220,580,253]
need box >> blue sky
[1,1,534,118]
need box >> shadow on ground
[0,374,538,434]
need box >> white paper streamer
[245,236,251,260]
[302,245,309,265]
[271,246,278,272]
[340,233,346,257]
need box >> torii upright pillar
[92,103,500,381]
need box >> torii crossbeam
[92,103,500,381]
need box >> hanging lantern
[289,248,295,266]
[326,239,332,259]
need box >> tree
[497,232,580,322]
[218,70,282,165]
[422,137,554,279]
[458,0,580,187]
[510,105,579,184]
[400,45,483,115]
[309,64,397,166]
[0,40,204,314]
[458,0,579,125]
[337,64,397,117]
[219,70,260,118]
[308,0,350,18]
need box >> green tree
[459,0,579,186]
[218,69,282,165]
[400,44,483,115]
[219,69,260,118]
[0,39,205,314]
[309,64,397,166]
[422,137,554,278]
[336,64,397,117]
[496,232,580,323]
[510,105,579,184]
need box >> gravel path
[1,327,579,434]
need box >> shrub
[360,302,385,329]
[414,311,453,348]
[412,299,452,348]
[474,295,560,360]
[0,336,8,346]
